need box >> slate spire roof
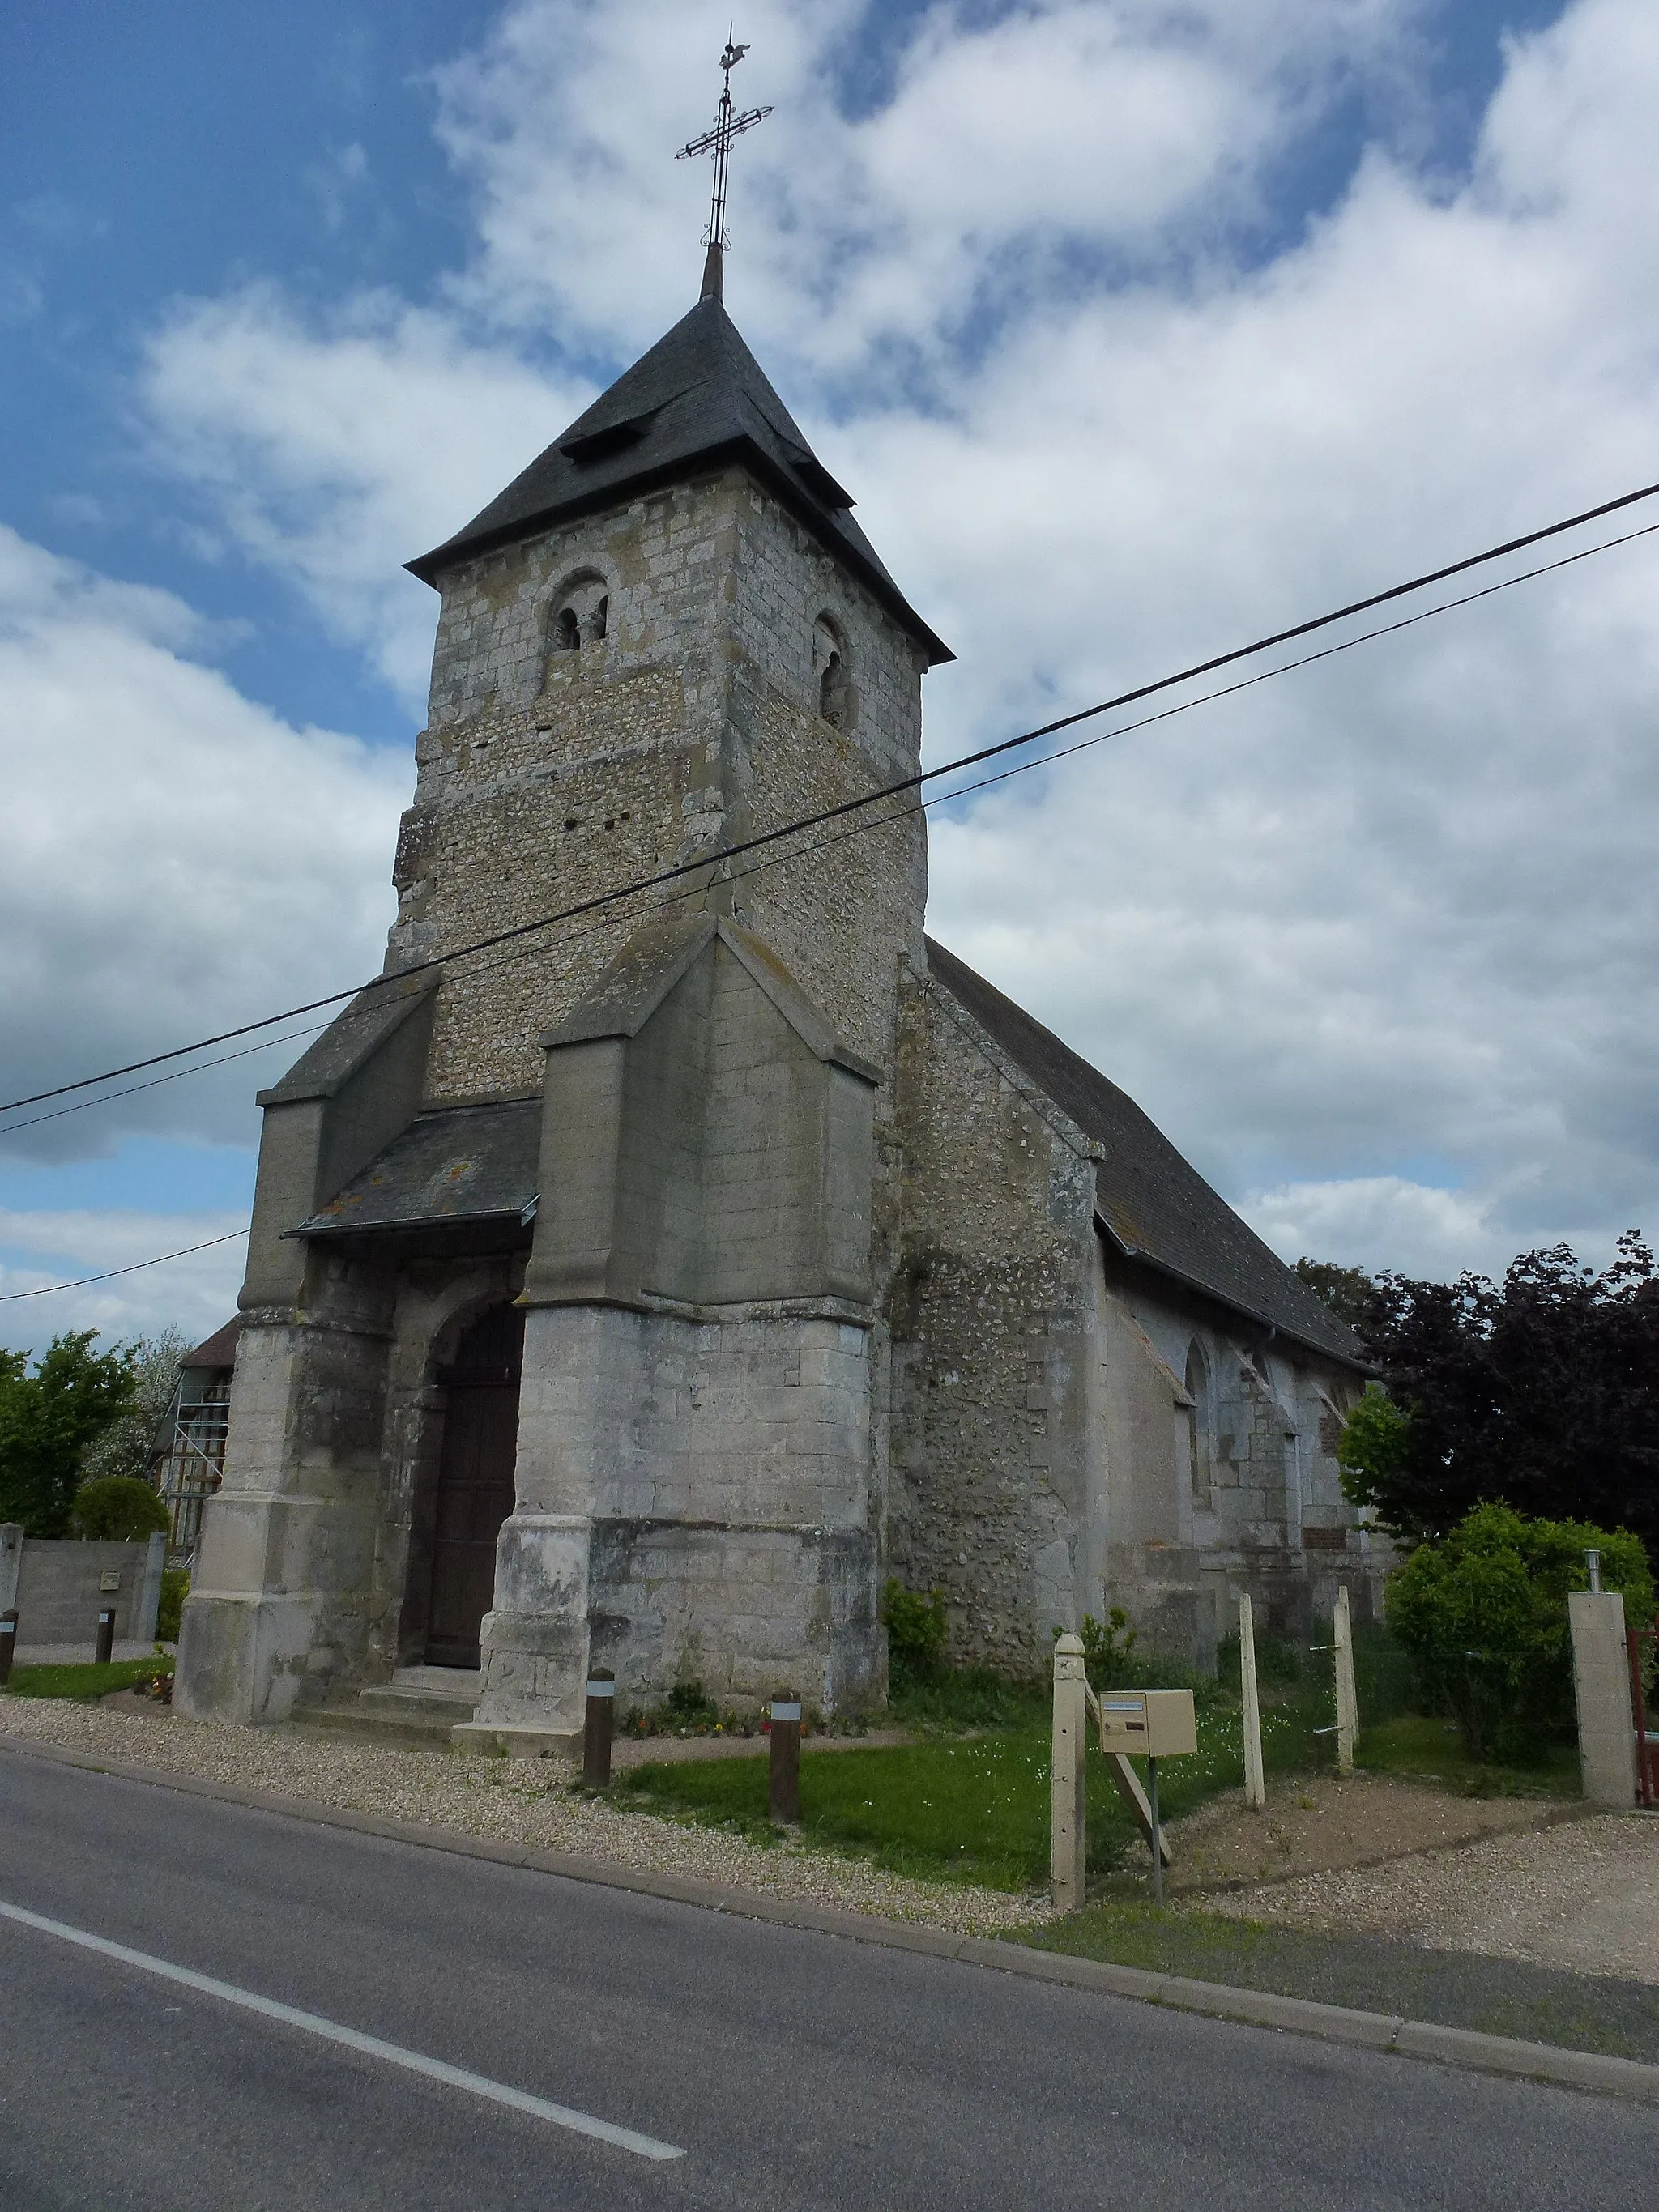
[924,938,1367,1368]
[407,294,952,665]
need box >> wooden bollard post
[95,1608,116,1666]
[0,1609,16,1687]
[582,1668,615,1786]
[769,1691,801,1824]
[1051,1633,1087,1911]
[1239,1592,1266,1809]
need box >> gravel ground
[1158,1772,1572,1894]
[0,1698,1049,1937]
[1205,1810,1659,1983]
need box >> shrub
[70,1474,170,1542]
[1384,1501,1653,1762]
[663,1679,718,1726]
[156,1568,189,1643]
[1077,1607,1138,1689]
[882,1578,948,1686]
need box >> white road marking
[0,1896,684,2162]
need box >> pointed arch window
[1185,1341,1213,1506]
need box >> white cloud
[140,287,578,707]
[1240,1177,1512,1283]
[430,0,1427,365]
[0,526,408,1161]
[0,1208,247,1357]
[89,0,1659,1281]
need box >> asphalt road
[0,1753,1653,2210]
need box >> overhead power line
[6,508,1657,1306]
[5,473,1659,1123]
[0,1231,249,1303]
[0,1021,336,1136]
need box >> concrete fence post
[1239,1593,1266,1809]
[0,1525,21,1620]
[1051,1633,1088,1912]
[1570,1588,1636,1807]
[1333,1584,1358,1777]
[136,1531,166,1645]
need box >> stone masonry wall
[384,468,928,1111]
[1120,1274,1384,1643]
[889,962,1099,1674]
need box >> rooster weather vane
[677,33,771,299]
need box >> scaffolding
[150,1379,231,1563]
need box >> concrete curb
[4,1731,1656,2107]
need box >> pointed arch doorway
[425,1302,524,1669]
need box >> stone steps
[295,1664,482,1749]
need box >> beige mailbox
[1093,1688,1197,1758]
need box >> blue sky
[10,0,1658,1353]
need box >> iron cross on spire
[677,34,771,300]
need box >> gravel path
[1205,1810,1659,1983]
[0,1698,1049,1937]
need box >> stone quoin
[176,259,1376,1746]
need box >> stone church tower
[177,266,953,1742]
[178,252,1379,1744]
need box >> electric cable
[0,1021,336,1136]
[0,1232,249,1302]
[6,506,1657,1302]
[6,474,1659,1121]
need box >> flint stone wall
[394,471,926,1106]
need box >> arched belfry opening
[547,572,609,669]
[424,1302,524,1669]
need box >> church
[177,218,1377,1746]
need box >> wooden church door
[425,1303,523,1669]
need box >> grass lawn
[614,1630,1579,1890]
[615,1686,1337,1891]
[1,1656,172,1703]
[1356,1714,1580,1798]
[1009,1903,1659,2061]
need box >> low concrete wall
[0,1526,166,1653]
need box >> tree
[1385,1502,1653,1761]
[1346,1233,1659,1553]
[0,1332,140,1536]
[1337,1387,1411,1512]
[77,1328,189,1488]
[1294,1258,1378,1332]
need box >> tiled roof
[293,1100,541,1238]
[924,938,1365,1367]
[406,294,952,663]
